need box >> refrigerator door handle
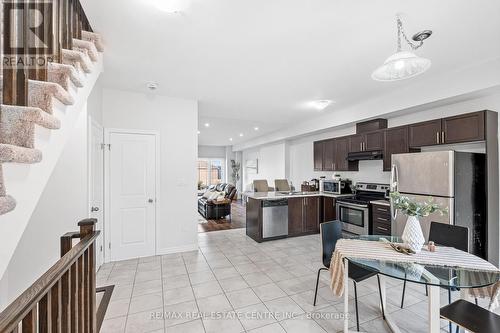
[390,164,399,220]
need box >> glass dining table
[341,235,500,333]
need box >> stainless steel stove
[336,183,390,235]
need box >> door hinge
[101,143,111,150]
[108,243,111,249]
[100,245,103,252]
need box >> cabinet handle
[363,142,365,151]
[442,131,445,144]
[377,217,388,222]
[376,208,388,212]
[360,142,363,151]
[436,132,440,144]
[377,226,389,231]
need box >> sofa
[198,183,237,220]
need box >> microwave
[320,180,352,195]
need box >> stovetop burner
[336,182,390,206]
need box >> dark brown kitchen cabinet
[384,126,409,171]
[288,197,304,236]
[322,196,336,222]
[323,139,336,171]
[336,137,358,171]
[304,197,320,232]
[408,119,442,147]
[371,203,391,235]
[288,196,320,236]
[313,141,324,171]
[442,111,485,144]
[349,132,384,153]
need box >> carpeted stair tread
[48,62,84,90]
[1,105,60,148]
[62,49,92,74]
[28,80,75,114]
[0,144,42,163]
[73,38,99,62]
[82,31,104,52]
[0,195,16,215]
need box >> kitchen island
[245,192,351,243]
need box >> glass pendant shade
[372,51,431,81]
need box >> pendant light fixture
[372,15,432,82]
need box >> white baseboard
[156,244,198,255]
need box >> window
[198,158,225,189]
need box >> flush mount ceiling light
[372,15,432,82]
[146,82,158,90]
[309,100,333,111]
[152,0,188,13]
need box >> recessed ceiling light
[204,123,210,128]
[239,133,244,137]
[146,82,158,90]
[197,130,200,135]
[309,100,334,111]
[254,127,259,131]
[229,138,233,141]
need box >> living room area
[197,145,245,232]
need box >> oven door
[336,202,369,235]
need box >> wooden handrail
[0,220,100,332]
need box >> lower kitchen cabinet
[371,203,391,235]
[322,196,337,222]
[288,196,320,236]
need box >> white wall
[242,142,287,191]
[88,77,103,125]
[198,145,226,159]
[0,109,89,309]
[102,88,198,254]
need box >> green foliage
[231,159,241,185]
[390,192,448,218]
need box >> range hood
[347,150,384,161]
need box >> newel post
[78,218,97,332]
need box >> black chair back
[429,222,469,252]
[320,221,343,268]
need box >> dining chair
[400,222,469,333]
[253,179,270,192]
[313,220,386,332]
[274,179,291,192]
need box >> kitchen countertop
[244,191,353,200]
[370,199,390,206]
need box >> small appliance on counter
[301,179,320,192]
[320,179,352,195]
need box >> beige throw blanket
[329,239,500,310]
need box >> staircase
[0,1,103,278]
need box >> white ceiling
[82,0,500,146]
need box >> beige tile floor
[97,229,491,333]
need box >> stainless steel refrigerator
[390,151,487,259]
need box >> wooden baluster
[78,219,97,333]
[21,307,37,333]
[50,281,61,333]
[60,234,73,332]
[77,256,84,333]
[83,250,89,333]
[68,0,74,47]
[39,293,51,333]
[70,262,78,332]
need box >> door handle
[148,198,154,203]
[91,206,99,212]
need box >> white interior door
[109,132,156,261]
[89,121,104,269]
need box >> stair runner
[0,31,104,215]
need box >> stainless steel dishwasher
[262,199,289,239]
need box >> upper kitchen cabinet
[313,141,324,171]
[336,137,359,171]
[323,139,336,171]
[408,119,442,148]
[384,126,409,171]
[442,111,485,144]
[349,131,384,153]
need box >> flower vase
[401,216,425,253]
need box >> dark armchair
[198,183,237,220]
